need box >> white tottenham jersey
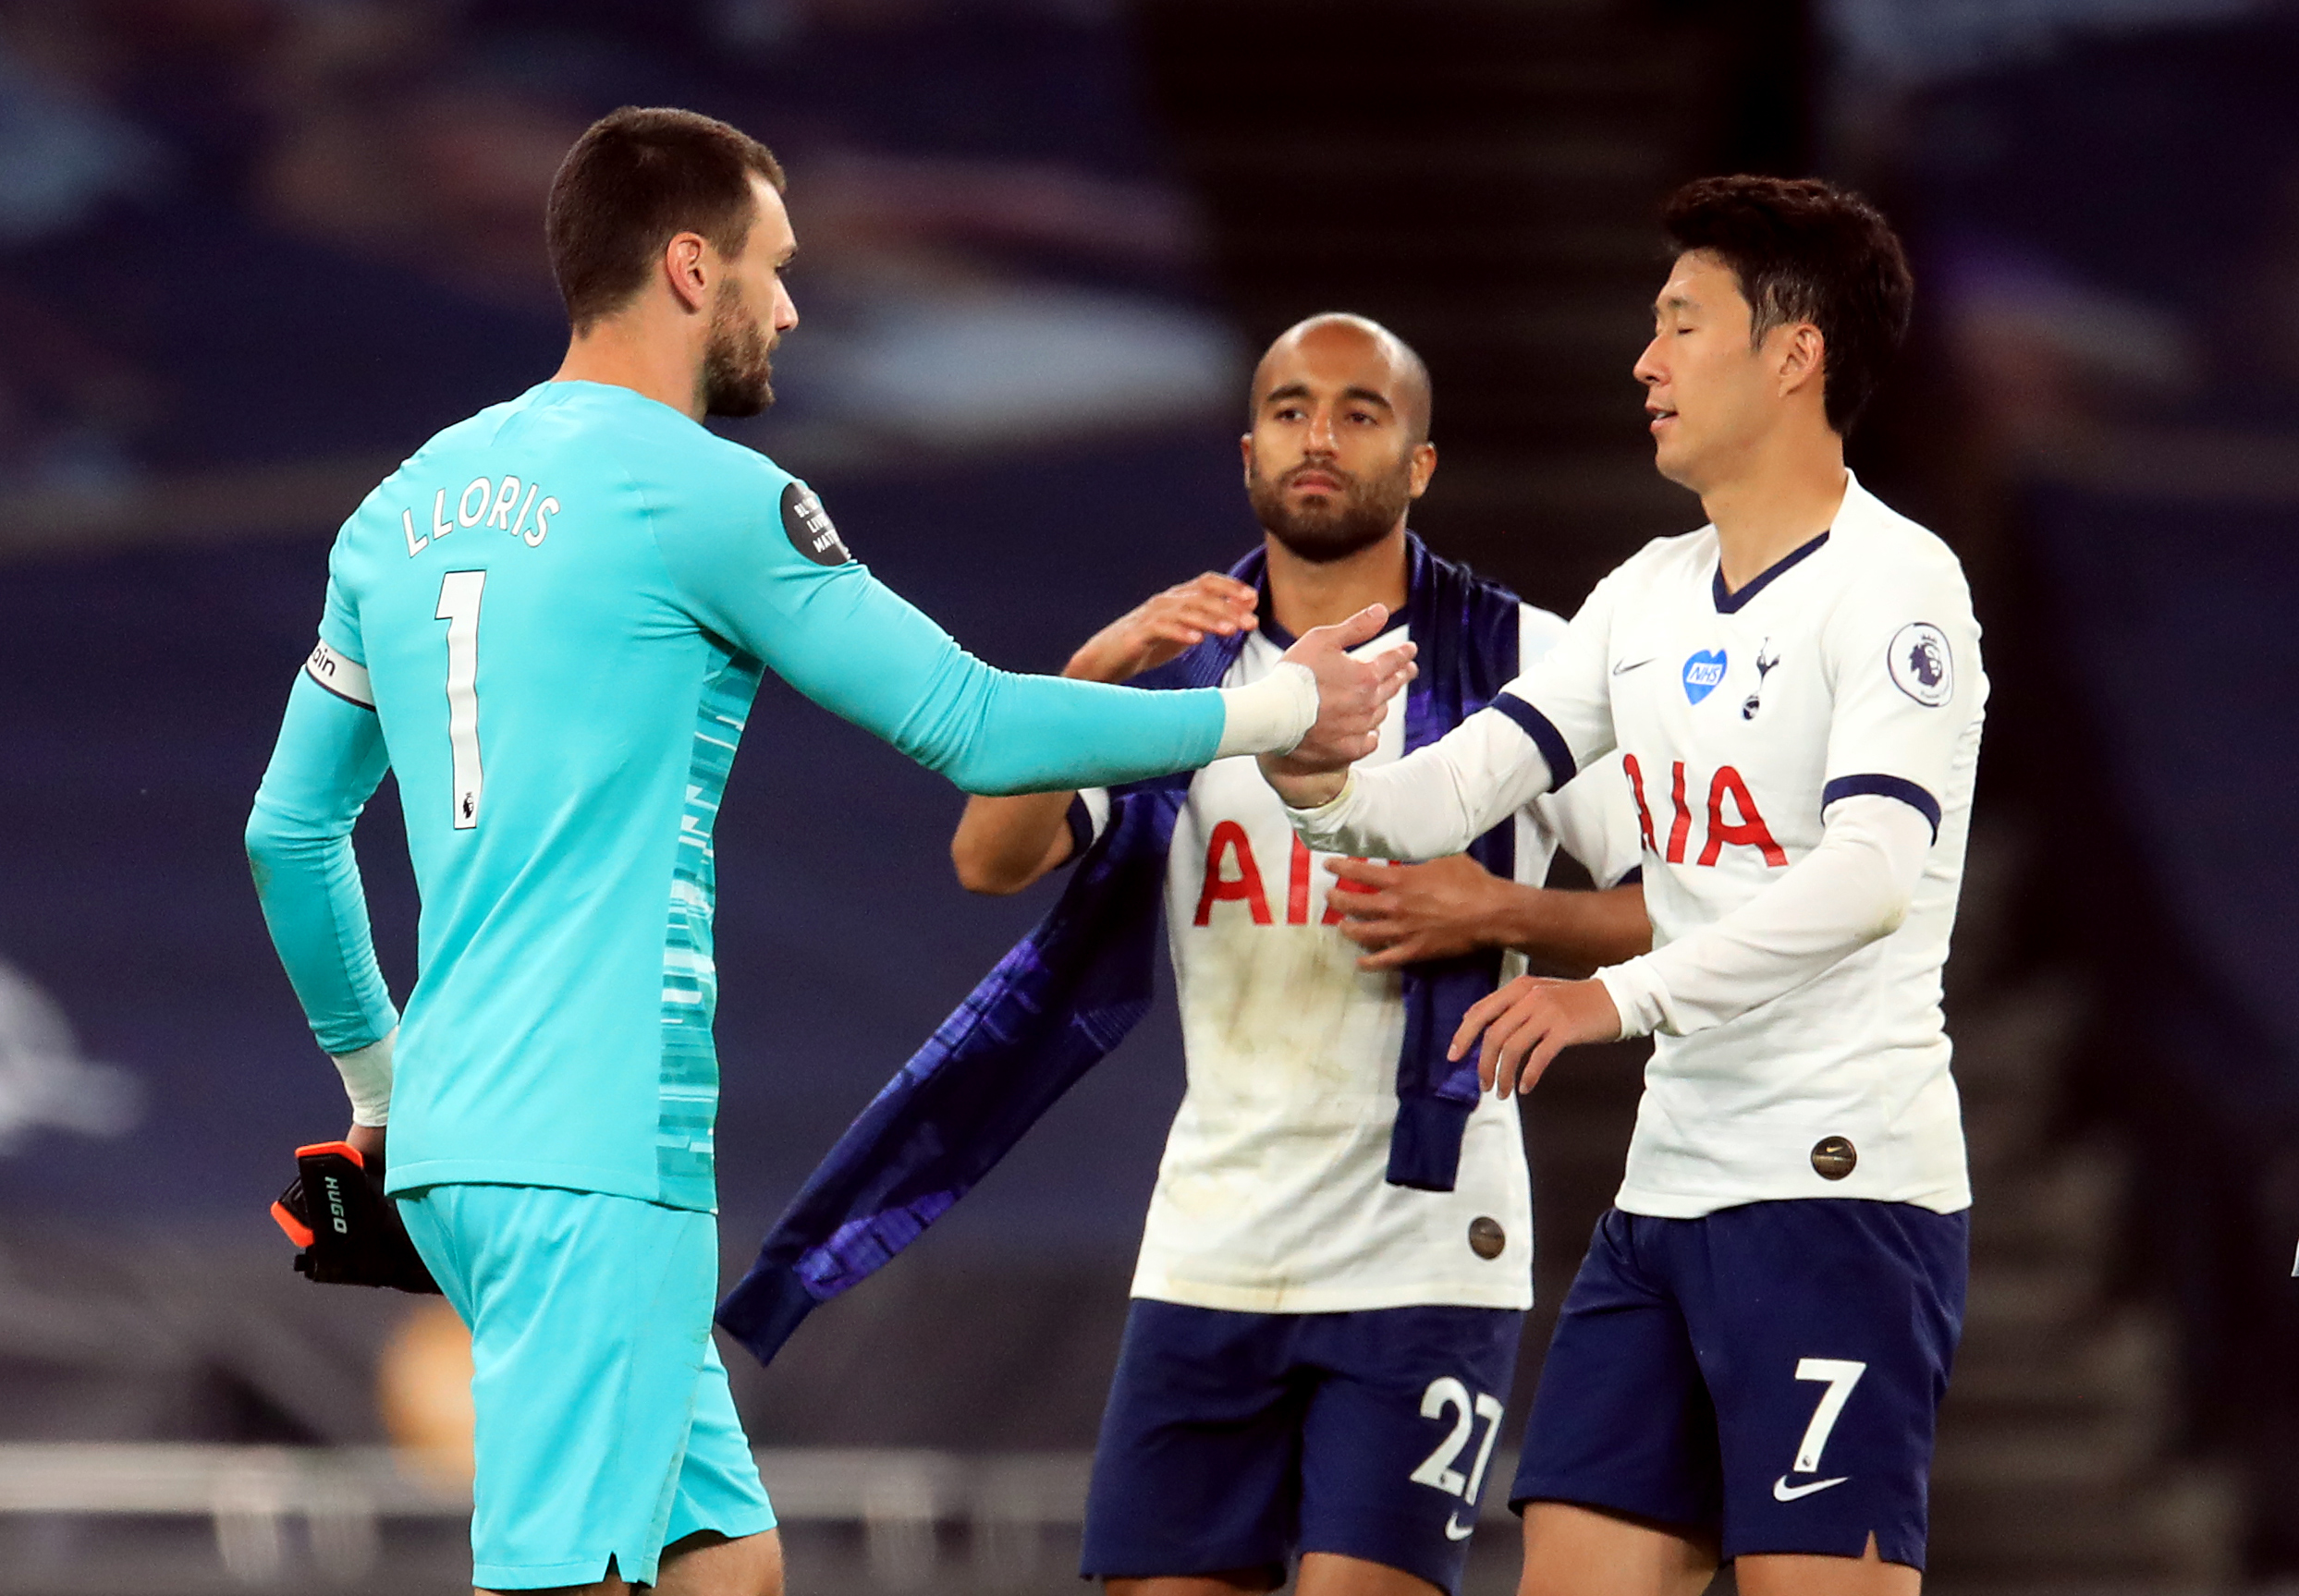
[1287,476,1987,1219]
[1078,608,1644,1315]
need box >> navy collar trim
[1712,529,1830,615]
[1254,581,1294,650]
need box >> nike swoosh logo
[1772,1474,1849,1502]
[1611,658,1655,676]
[1444,1512,1475,1541]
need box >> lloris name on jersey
[402,474,563,556]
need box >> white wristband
[1213,661,1317,758]
[332,1028,397,1127]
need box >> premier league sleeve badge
[1887,623,1952,707]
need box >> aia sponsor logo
[1191,822,1370,927]
[1624,755,1786,868]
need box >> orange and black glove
[270,1141,441,1295]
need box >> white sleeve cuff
[1596,960,1665,1040]
[1075,786,1111,846]
[1214,661,1317,758]
[332,1028,397,1127]
[1281,768,1362,849]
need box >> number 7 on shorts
[1790,1358,1866,1473]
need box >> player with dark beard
[696,275,777,415]
[1241,328,1425,564]
[949,314,1650,1596]
[245,108,1412,1596]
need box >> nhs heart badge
[1681,650,1728,704]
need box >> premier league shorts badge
[1468,1217,1508,1259]
[1810,1137,1858,1180]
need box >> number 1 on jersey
[435,570,486,830]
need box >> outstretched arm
[654,491,1409,797]
[245,653,400,1131]
[952,572,1257,895]
[1320,744,1651,974]
[1265,563,1627,859]
[1266,701,1573,861]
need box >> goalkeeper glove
[270,1140,441,1295]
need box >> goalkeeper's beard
[1247,451,1413,564]
[701,278,777,418]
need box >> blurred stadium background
[0,0,2295,1590]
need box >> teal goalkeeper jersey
[249,379,1231,1211]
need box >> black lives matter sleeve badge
[781,481,850,567]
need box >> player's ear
[1240,432,1255,484]
[1407,441,1437,500]
[1775,323,1825,401]
[663,231,712,315]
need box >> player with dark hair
[1261,176,1984,1595]
[243,106,1411,1596]
[946,313,1649,1596]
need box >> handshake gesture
[1055,572,1416,775]
[1257,599,1409,809]
[1277,603,1417,776]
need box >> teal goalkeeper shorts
[397,1183,777,1589]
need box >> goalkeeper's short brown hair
[545,107,786,334]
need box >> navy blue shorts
[1082,1299,1523,1593]
[1511,1201,1967,1568]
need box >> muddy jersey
[1078,608,1642,1313]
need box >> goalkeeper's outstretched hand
[1272,603,1418,777]
[270,1138,441,1295]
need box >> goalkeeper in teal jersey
[245,107,1412,1596]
